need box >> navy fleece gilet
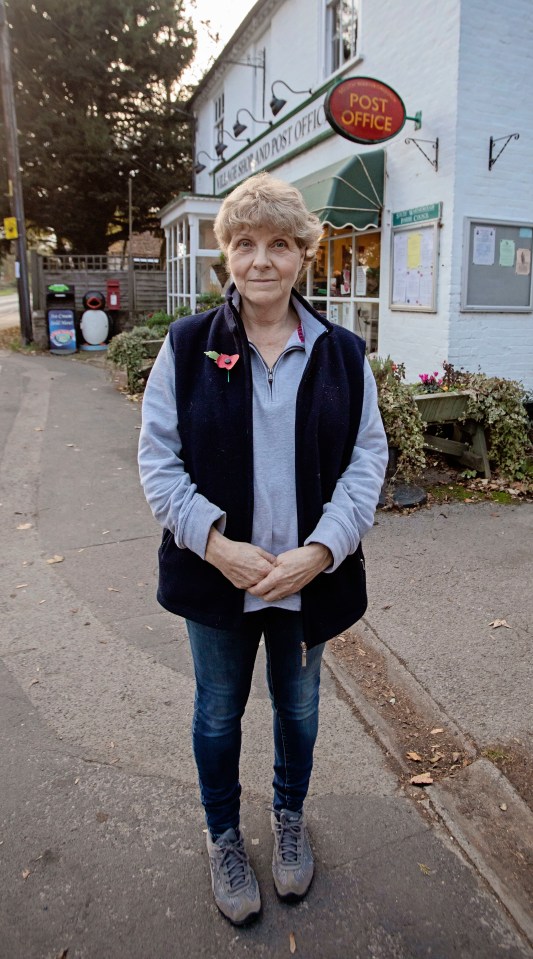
[157,291,367,648]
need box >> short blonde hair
[214,172,323,267]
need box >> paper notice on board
[420,230,433,268]
[394,233,407,272]
[355,266,367,296]
[499,239,515,267]
[516,248,531,275]
[419,273,433,306]
[406,271,420,303]
[392,272,407,304]
[407,233,422,269]
[473,226,495,265]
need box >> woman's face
[226,224,305,314]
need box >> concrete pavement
[1,348,532,958]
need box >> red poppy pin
[204,350,240,382]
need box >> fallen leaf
[488,619,511,629]
[407,751,423,762]
[39,600,46,604]
[500,803,507,811]
[107,587,120,592]
[16,523,32,530]
[102,530,110,535]
[452,752,461,763]
[289,932,297,954]
[22,869,30,880]
[418,862,432,875]
[96,811,109,823]
[430,728,444,734]
[46,555,64,565]
[410,772,434,786]
[74,778,80,785]
[430,752,444,764]
[15,583,29,589]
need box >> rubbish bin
[46,283,76,354]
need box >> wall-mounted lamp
[269,80,312,117]
[215,128,251,158]
[232,108,272,139]
[193,151,219,175]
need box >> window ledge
[325,52,364,84]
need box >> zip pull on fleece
[300,641,307,668]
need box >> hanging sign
[392,204,442,227]
[325,76,406,145]
[4,217,18,239]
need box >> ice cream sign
[325,76,419,145]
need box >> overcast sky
[185,0,257,82]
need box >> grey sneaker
[271,809,314,900]
[206,827,261,925]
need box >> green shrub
[369,356,426,480]
[107,326,156,393]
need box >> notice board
[462,218,533,311]
[390,220,439,312]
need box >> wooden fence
[31,252,167,317]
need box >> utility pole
[0,0,32,343]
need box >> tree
[0,0,196,253]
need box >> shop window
[325,0,358,75]
[299,225,380,350]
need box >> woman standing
[138,172,388,925]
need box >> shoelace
[274,816,303,864]
[218,837,250,892]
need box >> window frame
[325,0,359,77]
[213,90,225,152]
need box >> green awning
[295,149,384,231]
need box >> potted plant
[413,369,474,423]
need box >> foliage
[0,0,196,253]
[108,304,192,392]
[369,356,426,480]
[107,325,157,393]
[459,372,529,480]
[415,362,530,480]
[196,291,226,310]
[143,310,175,335]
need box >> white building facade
[160,0,533,389]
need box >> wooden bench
[413,391,491,479]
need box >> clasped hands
[205,528,332,603]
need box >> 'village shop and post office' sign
[215,96,330,195]
[325,76,407,145]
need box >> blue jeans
[186,610,324,837]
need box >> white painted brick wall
[449,0,533,388]
[190,0,533,388]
